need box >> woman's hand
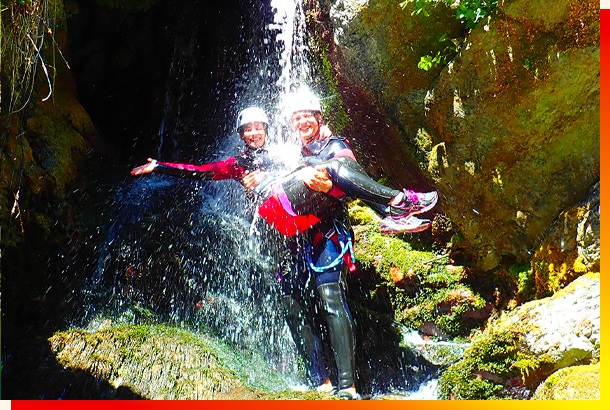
[131,158,158,175]
[301,166,332,193]
[242,169,266,191]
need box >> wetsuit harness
[257,136,402,237]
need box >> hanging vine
[0,0,65,255]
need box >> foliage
[508,263,536,303]
[438,328,546,399]
[399,0,499,71]
[2,0,55,113]
[416,33,462,71]
[349,201,488,336]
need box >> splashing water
[79,0,318,389]
[79,0,446,396]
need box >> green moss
[508,263,536,302]
[438,326,554,399]
[532,363,600,400]
[348,200,379,225]
[349,201,488,336]
[308,35,349,134]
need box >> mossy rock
[348,201,490,337]
[438,273,600,400]
[49,323,332,400]
[438,327,549,400]
[532,363,600,400]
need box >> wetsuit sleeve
[155,157,245,181]
[323,140,356,162]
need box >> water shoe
[380,215,432,235]
[389,189,438,218]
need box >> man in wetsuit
[246,88,436,399]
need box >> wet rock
[531,181,600,297]
[49,323,328,400]
[438,273,600,399]
[401,327,470,366]
[494,272,600,368]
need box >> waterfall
[79,0,445,397]
[82,0,316,389]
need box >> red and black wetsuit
[153,147,274,183]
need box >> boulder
[532,363,600,400]
[494,272,600,368]
[49,323,327,400]
[438,273,599,399]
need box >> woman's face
[291,111,321,145]
[241,122,266,148]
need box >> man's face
[241,122,266,148]
[291,111,320,145]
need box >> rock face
[308,0,464,190]
[423,0,599,270]
[1,0,101,337]
[531,182,600,297]
[309,0,600,270]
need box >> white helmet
[286,87,322,115]
[236,107,269,132]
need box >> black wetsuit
[279,136,361,390]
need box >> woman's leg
[322,157,438,219]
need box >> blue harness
[305,222,355,273]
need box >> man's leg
[310,237,358,397]
[278,242,328,387]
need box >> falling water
[78,0,445,398]
[78,0,315,390]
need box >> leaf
[418,56,433,71]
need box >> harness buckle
[325,228,335,239]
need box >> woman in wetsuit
[131,106,437,236]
